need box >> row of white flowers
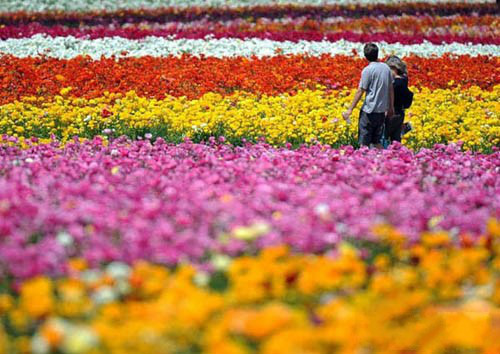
[0,35,497,59]
[0,0,493,13]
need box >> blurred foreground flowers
[0,220,499,354]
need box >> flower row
[0,139,498,280]
[2,87,498,150]
[3,27,498,45]
[2,35,499,59]
[6,13,499,33]
[3,5,497,32]
[1,223,500,354]
[1,15,498,44]
[2,55,497,105]
[0,0,495,16]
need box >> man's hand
[387,107,394,119]
[342,110,352,121]
[343,88,365,122]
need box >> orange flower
[0,55,496,105]
[20,277,54,319]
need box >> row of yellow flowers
[1,220,499,354]
[1,86,498,151]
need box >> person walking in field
[342,43,394,148]
[383,55,414,146]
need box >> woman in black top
[385,56,409,143]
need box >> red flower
[101,108,112,118]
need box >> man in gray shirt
[342,43,394,148]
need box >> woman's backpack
[403,87,414,109]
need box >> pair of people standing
[342,43,411,148]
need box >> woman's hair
[386,55,407,76]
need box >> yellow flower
[40,319,65,348]
[0,294,13,315]
[227,303,302,340]
[60,87,73,96]
[0,325,7,354]
[232,221,271,241]
[68,258,88,273]
[1,86,497,151]
[487,218,500,239]
[61,326,98,354]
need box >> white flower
[105,262,131,280]
[0,35,497,60]
[92,286,118,304]
[110,149,119,156]
[314,203,330,217]
[336,222,348,234]
[56,231,74,247]
[32,318,68,354]
[25,157,34,163]
[31,335,50,354]
[252,221,271,235]
[115,280,131,295]
[61,326,98,354]
[211,254,232,270]
[193,272,210,286]
[232,221,271,241]
[80,269,102,284]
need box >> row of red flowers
[2,25,497,45]
[1,14,497,43]
[0,2,496,26]
[0,54,497,104]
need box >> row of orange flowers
[211,14,499,33]
[0,54,498,104]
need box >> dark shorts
[384,111,405,143]
[358,111,385,146]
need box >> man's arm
[342,88,365,120]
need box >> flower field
[0,1,499,353]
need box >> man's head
[363,43,379,62]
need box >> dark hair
[363,43,379,62]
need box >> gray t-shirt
[359,62,392,114]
